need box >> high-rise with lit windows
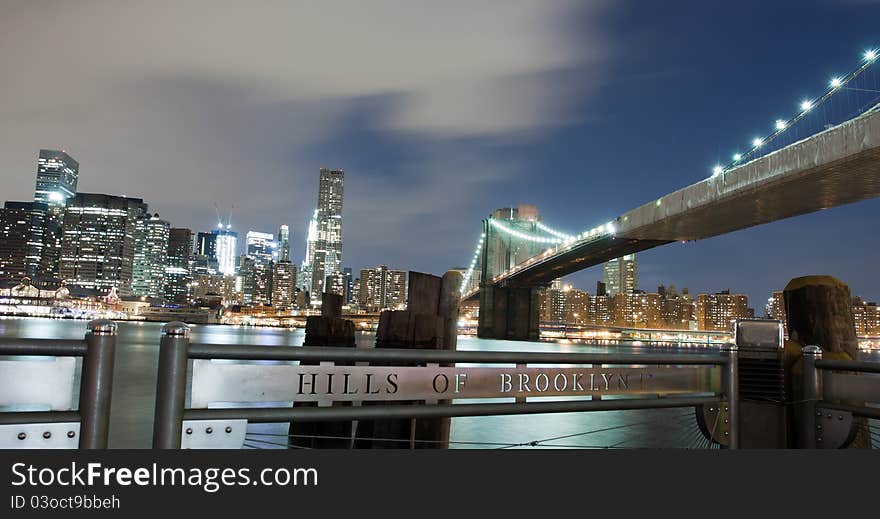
[59,193,147,295]
[34,149,78,208]
[303,168,344,305]
[603,254,637,297]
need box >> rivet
[206,427,213,434]
[724,431,729,436]
[17,432,26,440]
[816,411,823,417]
[185,428,193,435]
[709,407,715,412]
[724,419,729,424]
[826,413,832,419]
[225,426,232,434]
[838,415,844,421]
[817,425,823,430]
[67,431,76,438]
[43,431,51,439]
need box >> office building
[277,224,290,263]
[34,149,78,208]
[0,201,51,283]
[272,261,297,312]
[603,254,637,297]
[59,193,147,295]
[213,226,237,276]
[246,231,278,265]
[163,228,194,304]
[132,213,170,298]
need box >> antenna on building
[226,204,235,230]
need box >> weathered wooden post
[291,292,356,448]
[781,275,869,448]
[362,270,461,448]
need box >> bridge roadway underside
[476,107,880,339]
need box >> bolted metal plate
[697,402,730,446]
[0,422,80,449]
[181,419,247,449]
[0,356,76,410]
[191,359,720,408]
[815,408,854,449]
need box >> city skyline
[1,2,879,307]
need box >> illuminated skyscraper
[34,149,78,208]
[603,254,637,297]
[358,265,406,311]
[163,228,194,304]
[303,168,344,305]
[246,231,278,265]
[277,224,290,263]
[59,193,147,295]
[132,213,170,298]
[213,226,237,276]
[0,201,48,283]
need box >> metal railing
[802,345,880,448]
[0,319,117,449]
[152,321,740,449]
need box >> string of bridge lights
[711,48,878,178]
[458,219,618,294]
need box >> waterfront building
[765,290,787,336]
[661,287,696,330]
[603,254,637,297]
[853,297,880,336]
[298,210,318,295]
[0,201,51,284]
[564,287,591,326]
[591,294,611,326]
[610,291,663,328]
[59,193,147,295]
[272,261,296,312]
[343,267,353,304]
[358,265,406,311]
[163,228,194,304]
[695,290,750,332]
[132,213,170,298]
[239,255,272,306]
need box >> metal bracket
[815,408,854,449]
[699,402,730,446]
[0,422,80,449]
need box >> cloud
[0,0,612,273]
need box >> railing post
[721,343,739,449]
[801,345,822,449]
[79,319,117,449]
[153,322,190,449]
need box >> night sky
[1,0,878,309]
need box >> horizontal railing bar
[0,411,81,425]
[0,338,87,357]
[817,402,880,420]
[187,343,729,366]
[815,359,880,374]
[183,395,718,423]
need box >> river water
[3,317,876,449]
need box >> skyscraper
[34,149,78,208]
[277,224,290,263]
[33,149,76,283]
[695,290,750,332]
[213,226,237,276]
[304,168,344,306]
[163,228,194,304]
[0,201,48,283]
[133,213,171,298]
[603,254,637,297]
[246,231,278,265]
[272,261,296,312]
[60,193,147,295]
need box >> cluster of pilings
[291,270,461,449]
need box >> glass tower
[304,168,344,306]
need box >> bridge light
[800,100,813,112]
[733,153,742,162]
[712,165,723,177]
[775,119,787,130]
[752,137,763,148]
[830,77,843,88]
[865,49,877,61]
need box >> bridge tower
[477,205,548,341]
